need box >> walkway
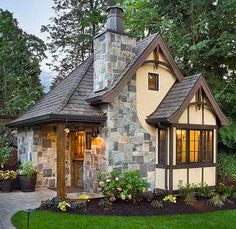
[0,189,56,229]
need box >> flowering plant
[0,170,17,180]
[97,170,148,202]
[57,201,71,212]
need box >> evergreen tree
[0,9,46,116]
[42,0,115,87]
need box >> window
[202,130,213,162]
[176,129,187,163]
[158,129,167,164]
[189,130,200,162]
[176,129,213,164]
[86,132,92,150]
[148,73,159,91]
[75,132,85,160]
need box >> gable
[136,50,177,135]
[86,33,184,104]
[147,74,229,126]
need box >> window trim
[158,128,168,164]
[148,73,159,91]
[176,128,214,164]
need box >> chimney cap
[106,5,124,13]
[106,5,124,33]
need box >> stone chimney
[93,6,136,92]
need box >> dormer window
[148,73,159,91]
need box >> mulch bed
[39,196,236,216]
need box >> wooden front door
[70,131,85,188]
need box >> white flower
[121,194,126,200]
[99,181,104,187]
[128,194,132,200]
[142,188,147,193]
[115,177,119,181]
[117,187,122,191]
[106,179,111,183]
[110,196,116,202]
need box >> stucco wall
[136,52,176,135]
[178,94,217,125]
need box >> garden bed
[39,196,236,216]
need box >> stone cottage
[8,6,229,197]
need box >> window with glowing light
[176,129,187,163]
[176,129,213,164]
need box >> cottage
[8,6,229,198]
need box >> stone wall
[93,31,136,92]
[99,75,156,190]
[18,126,71,189]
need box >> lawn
[12,210,236,229]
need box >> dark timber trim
[57,122,66,198]
[173,124,217,129]
[156,163,216,169]
[169,126,173,193]
[7,114,107,128]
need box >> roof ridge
[56,56,93,114]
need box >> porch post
[56,122,66,198]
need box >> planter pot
[19,174,37,192]
[1,179,13,192]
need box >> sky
[0,0,55,91]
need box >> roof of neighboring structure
[8,56,106,127]
[86,33,184,103]
[147,74,229,125]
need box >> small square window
[148,73,159,91]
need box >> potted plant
[0,170,17,192]
[18,161,37,192]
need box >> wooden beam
[142,60,174,73]
[57,122,66,198]
[154,45,160,68]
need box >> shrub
[163,195,176,203]
[142,191,154,202]
[40,197,64,209]
[97,170,148,202]
[98,198,112,210]
[217,183,234,198]
[57,201,71,212]
[178,180,196,205]
[0,170,17,180]
[217,153,236,180]
[17,161,37,179]
[0,146,10,168]
[197,182,214,198]
[151,200,163,209]
[207,194,225,208]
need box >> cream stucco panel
[204,167,216,186]
[189,168,202,184]
[136,52,176,135]
[204,108,217,125]
[156,168,166,189]
[173,169,187,190]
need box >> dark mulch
[40,197,236,216]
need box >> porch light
[64,119,70,135]
[64,128,70,134]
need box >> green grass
[12,210,236,229]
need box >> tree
[121,0,236,152]
[42,0,115,87]
[0,9,46,116]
